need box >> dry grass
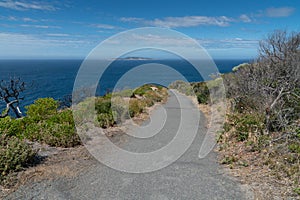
[217,114,300,199]
[0,145,96,198]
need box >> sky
[0,0,299,59]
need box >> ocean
[0,59,249,111]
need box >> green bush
[129,99,145,117]
[192,82,210,104]
[26,98,59,121]
[294,188,300,195]
[227,113,264,142]
[289,143,300,154]
[197,93,209,104]
[85,85,168,128]
[23,98,81,147]
[142,98,154,107]
[95,98,111,114]
[72,97,95,125]
[0,117,24,138]
[97,112,114,128]
[0,135,36,184]
[221,155,237,164]
[133,84,153,96]
[144,90,163,102]
[112,104,130,123]
[169,80,194,96]
[24,109,80,147]
[95,97,125,127]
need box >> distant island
[112,57,153,61]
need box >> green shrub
[133,85,153,96]
[81,85,168,129]
[129,99,145,117]
[229,113,264,141]
[24,98,80,147]
[169,80,194,96]
[144,90,163,102]
[26,98,59,121]
[232,96,258,113]
[294,187,300,195]
[0,117,24,138]
[97,112,114,128]
[25,109,80,147]
[95,98,111,114]
[72,97,95,125]
[0,135,36,184]
[297,127,300,139]
[142,98,154,107]
[192,82,210,104]
[111,100,130,123]
[197,93,209,104]
[221,155,237,164]
[237,132,249,142]
[223,122,232,132]
[289,143,300,154]
[114,89,133,97]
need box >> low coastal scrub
[0,98,80,148]
[0,98,80,186]
[0,134,36,185]
[24,98,80,147]
[94,84,168,128]
[0,84,168,186]
[216,30,300,197]
[169,80,210,104]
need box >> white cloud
[195,38,259,50]
[239,14,251,23]
[46,33,69,37]
[0,0,56,11]
[92,23,118,29]
[121,16,233,28]
[22,17,37,22]
[265,7,295,18]
[7,16,17,21]
[121,7,295,28]
[0,32,84,46]
[0,32,93,58]
[104,32,259,51]
[20,24,60,29]
[0,15,38,22]
[120,17,144,23]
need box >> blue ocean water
[0,59,249,111]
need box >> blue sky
[0,0,299,59]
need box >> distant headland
[112,57,153,61]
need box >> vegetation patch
[216,30,300,198]
[94,84,168,128]
[0,134,36,186]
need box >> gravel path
[5,90,253,200]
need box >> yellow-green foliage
[0,117,24,138]
[169,80,194,96]
[93,84,168,128]
[26,98,59,121]
[221,113,265,142]
[0,134,36,184]
[129,99,146,117]
[25,98,80,147]
[192,82,210,104]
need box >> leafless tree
[224,30,300,134]
[0,78,25,118]
[258,30,300,133]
